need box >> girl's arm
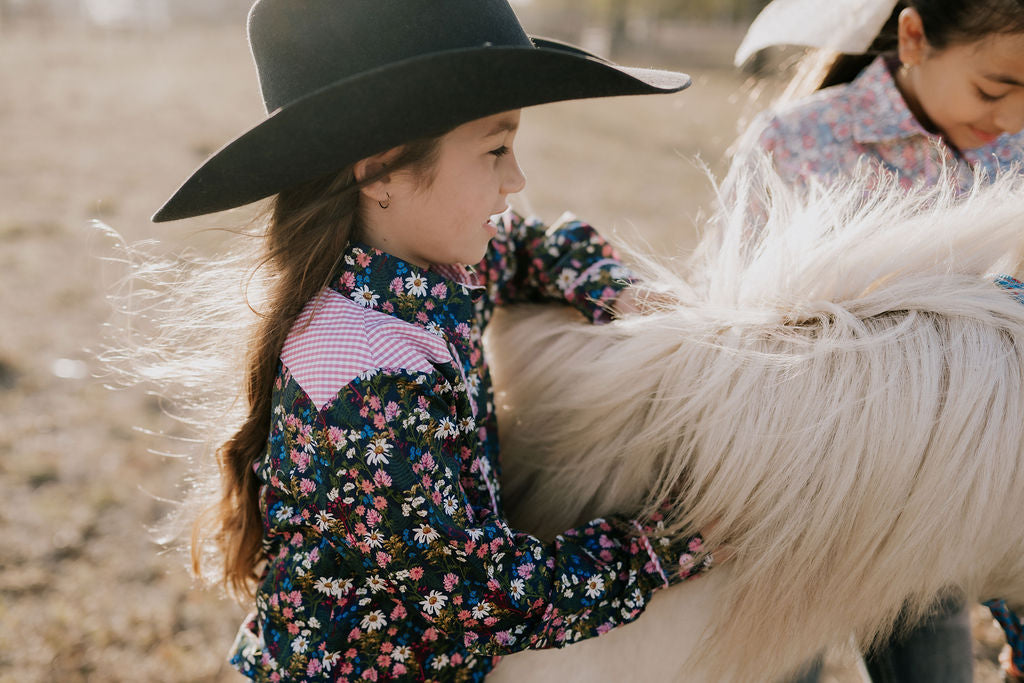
[266,368,711,655]
[477,212,635,323]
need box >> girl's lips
[970,126,1000,145]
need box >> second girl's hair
[192,134,444,598]
[818,0,1024,89]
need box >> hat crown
[248,0,533,113]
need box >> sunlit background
[0,1,1009,680]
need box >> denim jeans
[784,595,973,683]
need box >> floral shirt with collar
[752,55,1024,192]
[230,212,712,682]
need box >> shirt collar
[851,55,937,145]
[330,242,484,344]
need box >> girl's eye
[976,86,1005,102]
[489,145,510,158]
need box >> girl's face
[360,110,526,268]
[898,10,1024,151]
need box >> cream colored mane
[486,166,1024,681]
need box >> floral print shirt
[230,212,712,682]
[750,55,1024,192]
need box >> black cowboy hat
[153,0,692,222]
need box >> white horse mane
[486,162,1024,681]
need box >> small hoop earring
[378,192,391,210]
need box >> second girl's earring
[378,192,391,209]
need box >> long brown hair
[191,136,443,598]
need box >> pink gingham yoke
[280,288,453,410]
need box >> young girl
[732,1,1024,681]
[153,0,716,680]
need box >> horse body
[485,170,1024,681]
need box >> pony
[484,164,1024,682]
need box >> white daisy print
[420,590,447,615]
[351,285,379,308]
[391,645,413,662]
[510,578,525,600]
[584,575,606,598]
[556,268,578,293]
[364,436,392,466]
[360,610,387,631]
[363,529,385,548]
[413,524,440,545]
[471,602,492,619]
[404,272,428,296]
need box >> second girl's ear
[354,147,403,205]
[897,7,929,67]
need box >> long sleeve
[259,368,710,659]
[478,211,635,323]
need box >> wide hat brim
[153,38,690,222]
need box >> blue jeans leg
[864,595,973,683]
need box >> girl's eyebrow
[983,72,1024,87]
[485,120,519,136]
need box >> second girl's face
[903,29,1024,151]
[370,110,526,268]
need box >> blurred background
[0,1,1009,680]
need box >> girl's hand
[1000,644,1024,681]
[612,286,680,318]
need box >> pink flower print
[327,426,345,450]
[597,623,613,635]
[356,252,372,267]
[390,277,404,294]
[299,478,316,495]
[289,590,303,606]
[417,395,430,410]
[421,453,435,470]
[286,620,299,634]
[270,673,281,682]
[390,604,407,620]
[598,534,614,548]
[365,509,382,527]
[381,301,394,313]
[450,653,463,666]
[376,551,391,567]
[392,664,407,676]
[306,659,322,676]
[455,322,471,339]
[377,654,391,668]
[517,562,535,579]
[424,300,435,310]
[290,449,310,472]
[359,406,370,418]
[599,549,613,562]
[384,401,399,421]
[372,471,392,488]
[494,631,513,646]
[340,662,354,675]
[430,282,448,298]
[423,627,439,642]
[409,567,424,580]
[360,480,375,494]
[678,553,695,575]
[345,648,358,659]
[484,616,498,627]
[285,414,300,429]
[688,537,705,553]
[291,533,304,546]
[443,573,459,591]
[363,667,378,681]
[416,311,429,323]
[373,413,386,429]
[341,271,356,289]
[368,395,381,411]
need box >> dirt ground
[0,21,1009,683]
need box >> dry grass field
[0,20,1009,683]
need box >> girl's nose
[502,156,527,195]
[994,103,1024,137]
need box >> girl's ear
[897,7,928,67]
[354,147,402,205]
